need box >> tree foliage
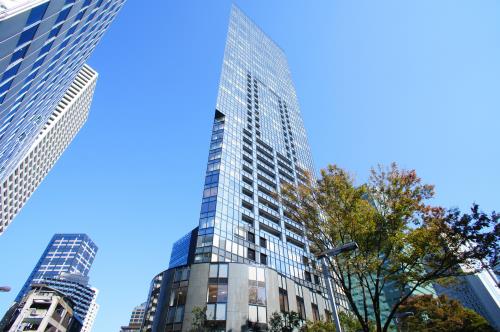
[397,294,494,332]
[189,306,208,332]
[301,320,337,332]
[268,311,302,332]
[281,163,499,332]
[339,311,365,332]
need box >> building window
[259,237,267,248]
[207,284,228,303]
[207,303,226,321]
[206,264,228,323]
[325,310,332,322]
[165,267,190,329]
[248,266,267,324]
[247,231,255,243]
[279,288,289,313]
[312,303,320,322]
[296,296,306,320]
[248,248,255,261]
[249,267,266,305]
[248,305,267,323]
[260,253,267,265]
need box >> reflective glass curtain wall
[194,6,322,292]
[16,233,98,301]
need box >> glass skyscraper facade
[141,7,339,331]
[16,233,98,302]
[195,5,319,288]
[0,0,124,182]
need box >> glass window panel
[217,284,228,302]
[248,266,256,281]
[26,2,48,25]
[248,305,257,322]
[177,287,187,305]
[257,286,266,305]
[257,268,265,282]
[167,308,175,323]
[181,268,189,281]
[258,306,267,323]
[206,304,216,321]
[174,306,184,323]
[249,285,258,304]
[207,285,218,303]
[169,291,175,306]
[209,264,218,278]
[216,303,226,320]
[218,264,228,278]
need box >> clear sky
[1,1,499,331]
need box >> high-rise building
[16,233,98,303]
[141,6,339,332]
[0,0,125,233]
[120,303,146,332]
[0,64,97,234]
[81,287,99,332]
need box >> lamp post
[317,242,359,332]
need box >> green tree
[269,311,302,332]
[339,311,365,332]
[301,320,337,332]
[397,294,494,332]
[189,306,208,332]
[281,163,499,332]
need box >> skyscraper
[0,0,125,232]
[0,64,97,234]
[82,287,99,332]
[141,6,338,331]
[16,233,97,302]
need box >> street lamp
[317,241,358,332]
[0,286,11,292]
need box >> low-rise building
[2,284,82,332]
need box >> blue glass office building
[141,7,341,332]
[16,233,97,302]
[0,0,124,180]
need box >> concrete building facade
[0,64,97,234]
[0,0,124,189]
[3,284,82,332]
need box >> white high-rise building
[0,64,97,234]
[0,0,124,181]
[82,288,99,332]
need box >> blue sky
[1,1,499,331]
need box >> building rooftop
[0,0,46,20]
